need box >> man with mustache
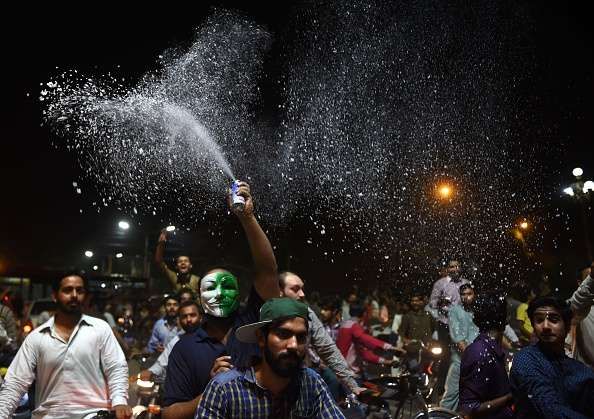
[140,299,201,382]
[510,295,594,418]
[0,273,131,418]
[195,298,345,418]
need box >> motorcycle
[127,353,162,419]
[352,341,451,419]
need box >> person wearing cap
[195,298,345,418]
[146,294,181,354]
[162,181,280,419]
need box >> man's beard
[183,323,200,334]
[58,300,82,315]
[263,346,304,378]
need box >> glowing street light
[115,252,124,259]
[118,221,130,230]
[520,221,529,230]
[166,225,176,232]
[572,167,584,178]
[436,183,453,200]
[84,250,94,258]
[563,187,575,197]
[584,180,594,193]
[92,265,99,271]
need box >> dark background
[1,1,592,295]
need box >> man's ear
[256,329,266,348]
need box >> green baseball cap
[235,298,309,343]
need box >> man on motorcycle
[0,273,132,419]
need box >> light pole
[563,167,594,260]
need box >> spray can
[230,180,245,212]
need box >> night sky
[2,2,592,294]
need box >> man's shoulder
[511,344,546,373]
[211,368,245,386]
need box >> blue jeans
[439,350,461,410]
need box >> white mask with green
[200,271,240,318]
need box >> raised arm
[570,264,594,318]
[229,181,279,301]
[155,230,178,289]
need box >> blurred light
[92,265,99,271]
[84,250,94,258]
[584,180,594,192]
[100,283,106,289]
[23,324,32,334]
[431,346,443,356]
[572,167,583,178]
[115,252,124,259]
[114,284,119,290]
[520,221,529,230]
[166,225,176,232]
[118,221,130,230]
[437,184,453,199]
[563,187,575,197]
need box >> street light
[562,167,593,260]
[115,252,124,259]
[166,225,176,232]
[118,221,130,230]
[84,250,94,258]
[520,221,529,230]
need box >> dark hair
[52,271,87,293]
[319,295,341,312]
[459,283,474,294]
[527,295,572,327]
[178,288,195,300]
[179,300,199,311]
[349,304,364,318]
[473,294,507,332]
[410,290,426,300]
[174,255,192,263]
[162,293,180,305]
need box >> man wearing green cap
[196,298,346,418]
[162,181,280,419]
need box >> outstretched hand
[158,229,168,243]
[228,180,254,218]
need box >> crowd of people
[0,181,592,418]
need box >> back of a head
[349,304,364,318]
[473,293,507,332]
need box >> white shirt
[0,314,129,419]
[148,333,182,381]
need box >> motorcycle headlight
[430,346,443,356]
[136,378,154,388]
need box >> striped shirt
[195,366,345,418]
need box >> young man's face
[461,288,475,307]
[176,256,192,274]
[260,317,307,378]
[164,298,180,318]
[178,305,201,333]
[410,296,425,312]
[281,274,305,301]
[179,292,193,304]
[200,270,240,317]
[54,275,86,315]
[532,306,566,346]
[319,307,335,324]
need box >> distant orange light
[520,221,529,230]
[437,184,453,199]
[23,325,32,334]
